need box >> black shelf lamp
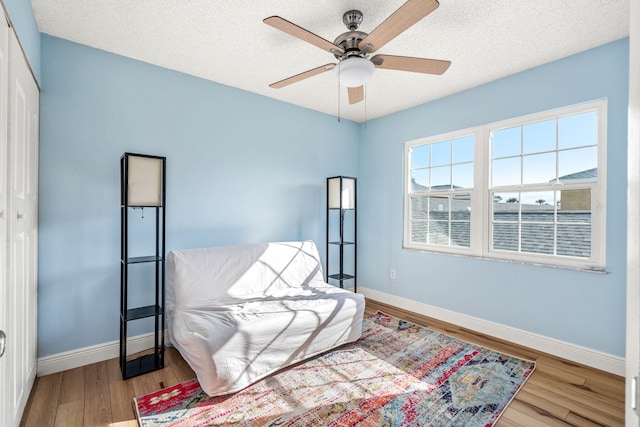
[326,176,357,291]
[120,153,166,380]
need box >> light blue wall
[2,0,40,81]
[358,39,629,357]
[38,35,360,357]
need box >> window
[408,134,477,250]
[404,100,606,270]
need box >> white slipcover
[166,241,364,396]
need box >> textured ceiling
[31,0,629,122]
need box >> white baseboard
[360,286,625,376]
[37,331,170,376]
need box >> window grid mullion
[426,196,431,244]
[517,191,522,253]
[555,117,560,184]
[429,144,433,190]
[449,139,453,191]
[520,126,524,186]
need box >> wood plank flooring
[21,298,625,426]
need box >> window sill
[401,245,607,274]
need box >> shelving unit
[120,153,166,380]
[326,176,357,292]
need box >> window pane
[451,222,471,248]
[429,221,449,245]
[431,140,451,166]
[557,224,591,258]
[410,197,429,243]
[521,191,555,223]
[523,119,556,154]
[522,152,556,184]
[521,224,554,255]
[452,163,473,189]
[410,221,428,243]
[453,136,474,163]
[492,157,521,186]
[410,169,429,192]
[431,165,451,190]
[493,223,518,251]
[429,197,449,221]
[558,147,597,181]
[492,127,521,158]
[410,197,429,220]
[558,111,597,149]
[558,189,591,216]
[451,196,471,221]
[410,195,474,248]
[493,192,519,222]
[411,145,430,169]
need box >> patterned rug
[134,311,535,426]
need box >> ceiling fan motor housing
[332,10,369,60]
[333,31,368,58]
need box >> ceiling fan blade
[348,86,364,104]
[269,64,336,89]
[358,0,439,53]
[264,16,345,55]
[372,54,450,75]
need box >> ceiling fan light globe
[335,57,374,87]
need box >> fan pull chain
[364,85,367,128]
[337,66,341,123]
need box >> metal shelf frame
[120,153,166,380]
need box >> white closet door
[5,26,38,427]
[628,1,640,425]
[0,12,9,427]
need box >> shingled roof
[557,168,597,182]
[410,198,591,258]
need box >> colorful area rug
[134,311,535,426]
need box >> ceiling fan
[264,0,451,105]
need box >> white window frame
[404,99,607,270]
[404,128,484,256]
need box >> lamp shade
[124,154,164,207]
[334,57,375,88]
[328,176,356,209]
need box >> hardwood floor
[21,299,625,426]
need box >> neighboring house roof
[556,167,597,182]
[410,181,462,192]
